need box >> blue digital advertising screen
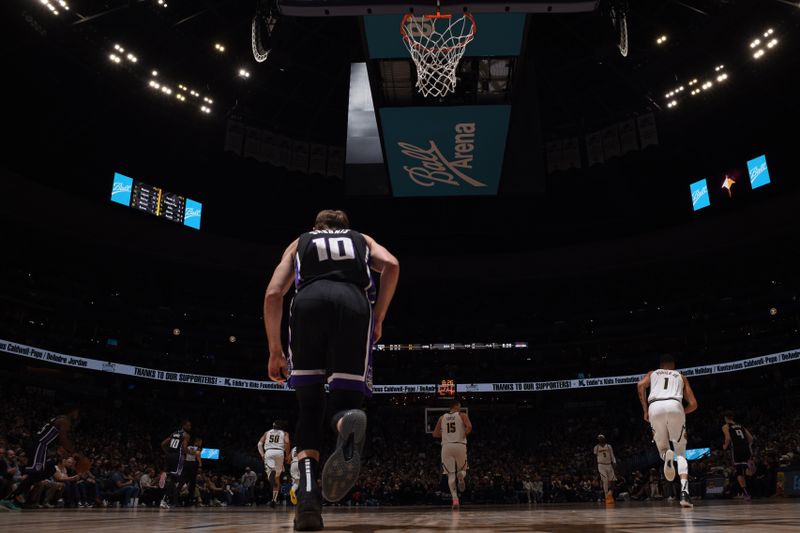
[110,172,202,230]
[183,199,203,230]
[200,448,220,460]
[689,179,710,211]
[747,154,771,189]
[110,172,133,206]
[380,105,511,197]
[685,448,711,461]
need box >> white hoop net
[401,12,476,98]
[609,2,628,57]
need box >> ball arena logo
[691,183,708,207]
[397,123,486,188]
[112,181,132,196]
[749,161,767,184]
[185,207,201,219]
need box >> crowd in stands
[2,366,798,511]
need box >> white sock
[676,455,688,476]
[681,479,689,493]
[273,491,278,501]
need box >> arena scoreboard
[111,172,202,229]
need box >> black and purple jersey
[294,229,375,303]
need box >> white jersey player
[593,434,616,503]
[289,447,300,505]
[433,399,472,510]
[637,353,698,508]
[258,420,291,507]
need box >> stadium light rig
[214,43,226,53]
[238,68,251,79]
[751,28,778,60]
[40,0,69,16]
[662,64,731,108]
[656,35,668,45]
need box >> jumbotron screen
[111,172,202,230]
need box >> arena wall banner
[0,338,798,395]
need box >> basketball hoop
[400,2,476,98]
[608,0,629,57]
[252,0,278,63]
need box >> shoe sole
[294,512,324,531]
[680,500,693,508]
[663,450,676,482]
[322,410,367,502]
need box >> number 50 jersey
[295,230,374,302]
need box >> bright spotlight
[750,39,761,49]
[151,70,158,77]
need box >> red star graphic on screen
[722,175,736,197]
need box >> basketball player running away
[433,399,472,510]
[637,354,698,508]
[265,209,399,531]
[160,419,191,509]
[258,420,291,508]
[722,411,755,501]
[593,434,617,504]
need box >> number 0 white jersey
[441,412,467,445]
[647,369,684,404]
[263,429,286,452]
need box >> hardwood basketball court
[2,500,798,532]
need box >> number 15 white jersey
[441,412,467,445]
[648,369,684,403]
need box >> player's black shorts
[733,448,752,476]
[288,280,373,396]
[166,452,184,477]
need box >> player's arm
[636,371,652,422]
[160,435,171,453]
[460,412,473,436]
[196,447,203,468]
[745,428,754,445]
[257,433,266,460]
[721,425,731,450]
[432,417,443,439]
[284,433,292,464]
[609,444,617,465]
[363,234,400,343]
[682,375,698,414]
[264,240,298,382]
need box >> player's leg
[321,284,371,503]
[667,408,692,508]
[288,291,329,530]
[442,445,459,508]
[648,403,674,481]
[272,457,285,504]
[293,383,326,530]
[735,464,749,497]
[290,461,300,505]
[599,467,609,495]
[455,447,467,493]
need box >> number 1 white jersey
[647,369,684,404]
[441,412,467,445]
[263,429,286,452]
